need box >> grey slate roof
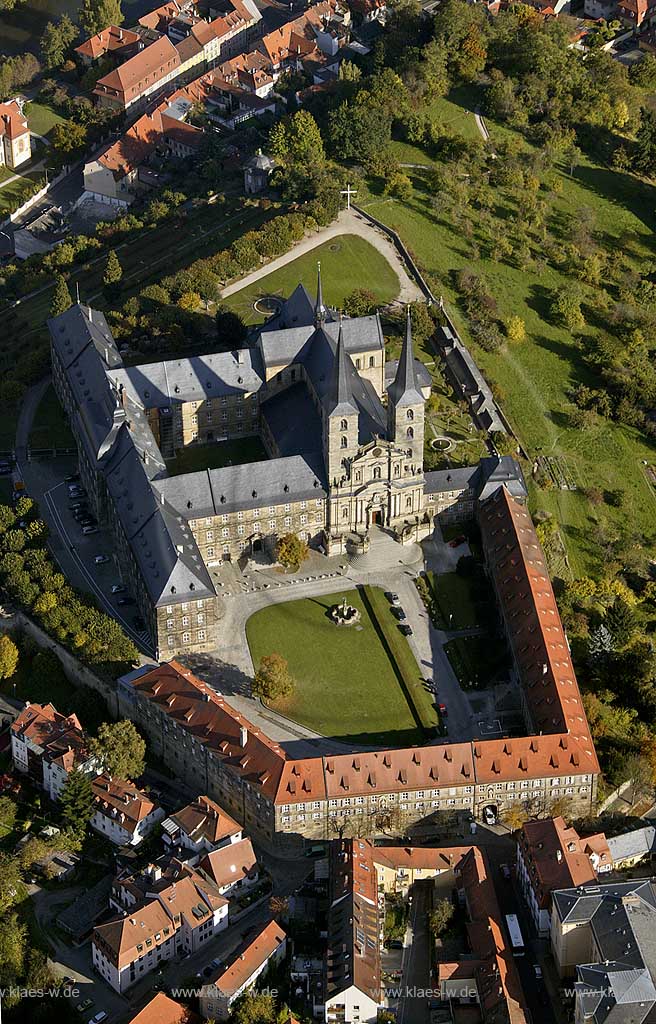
[387,308,424,408]
[260,383,323,457]
[385,357,431,394]
[609,828,656,865]
[108,348,265,408]
[477,456,527,502]
[424,466,480,494]
[152,453,327,518]
[324,323,358,418]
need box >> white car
[533,965,543,980]
[88,1013,108,1024]
[94,555,109,565]
[82,526,98,535]
[484,807,497,826]
[111,584,126,594]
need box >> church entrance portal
[371,510,383,526]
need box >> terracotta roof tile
[208,920,286,996]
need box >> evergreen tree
[588,623,614,661]
[79,0,123,39]
[50,274,73,317]
[103,249,122,298]
[634,107,656,178]
[40,15,78,71]
[60,768,95,836]
[605,597,637,648]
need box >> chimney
[119,28,123,40]
[240,725,248,748]
[556,849,562,862]
[542,663,548,675]
[236,349,244,365]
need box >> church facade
[49,270,524,657]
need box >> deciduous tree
[0,635,18,680]
[89,720,145,780]
[79,0,124,38]
[253,653,294,703]
[275,532,308,572]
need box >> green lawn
[28,384,74,450]
[246,585,436,746]
[443,635,508,689]
[23,101,65,140]
[165,437,268,476]
[225,234,401,326]
[356,85,656,578]
[429,572,481,629]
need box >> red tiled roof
[12,702,86,761]
[518,816,609,908]
[198,837,257,889]
[92,774,160,835]
[128,993,197,1024]
[94,36,180,102]
[168,794,241,845]
[209,920,286,996]
[327,839,380,1003]
[75,25,141,60]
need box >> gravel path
[220,207,423,304]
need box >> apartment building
[325,840,381,1024]
[94,856,228,992]
[94,35,183,112]
[551,878,656,1023]
[75,25,142,66]
[516,816,611,938]
[0,98,31,170]
[91,774,165,846]
[199,919,287,1020]
[11,702,96,799]
[161,794,243,858]
[372,844,473,896]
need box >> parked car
[388,939,403,950]
[391,607,406,621]
[78,518,95,528]
[82,526,98,536]
[76,1001,92,1013]
[399,624,413,636]
[64,473,80,483]
[0,462,11,476]
[448,534,466,548]
[484,807,497,826]
[69,502,87,511]
[94,555,109,565]
[385,592,400,605]
[438,702,447,716]
[210,958,222,969]
[202,966,213,978]
[111,584,126,594]
[533,965,543,980]
[118,596,135,606]
[88,1013,107,1024]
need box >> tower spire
[314,260,326,326]
[388,305,423,407]
[325,314,357,416]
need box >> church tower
[323,319,359,484]
[387,306,425,465]
[314,261,327,327]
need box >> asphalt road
[398,881,432,1024]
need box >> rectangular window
[197,613,204,624]
[238,525,244,535]
[166,619,173,629]
[284,517,291,527]
[222,528,229,538]
[221,514,228,523]
[182,616,189,627]
[253,508,260,517]
[269,520,275,530]
[284,503,291,512]
[182,632,190,644]
[206,531,213,541]
[207,547,214,558]
[198,631,206,642]
[300,514,307,525]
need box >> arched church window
[355,471,361,482]
[407,427,414,439]
[407,409,414,421]
[369,356,375,368]
[406,497,412,509]
[373,466,381,480]
[341,436,348,448]
[356,358,361,369]
[342,507,349,518]
[394,464,400,477]
[340,419,348,431]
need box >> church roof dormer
[324,318,358,418]
[388,306,424,408]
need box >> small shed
[243,149,275,194]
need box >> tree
[60,768,95,836]
[505,316,526,343]
[89,719,145,780]
[623,753,655,808]
[344,288,377,318]
[588,624,614,662]
[79,0,124,38]
[232,992,278,1024]
[41,15,78,71]
[407,301,435,345]
[50,274,73,318]
[429,898,455,937]
[253,653,294,702]
[605,596,637,648]
[500,803,528,830]
[275,532,308,572]
[0,797,17,831]
[51,120,87,155]
[550,286,585,330]
[0,913,26,989]
[0,634,18,680]
[103,249,123,298]
[269,110,325,167]
[0,854,24,913]
[634,107,656,178]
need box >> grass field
[224,234,401,326]
[28,384,74,449]
[358,85,656,578]
[429,572,481,629]
[246,585,437,746]
[165,437,268,476]
[23,101,65,140]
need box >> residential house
[618,0,648,25]
[75,26,142,66]
[0,99,30,170]
[94,856,228,992]
[324,839,381,1024]
[441,847,529,1024]
[372,844,473,895]
[128,992,197,1023]
[91,774,165,846]
[161,794,243,858]
[607,825,656,869]
[516,816,611,938]
[11,701,96,799]
[584,0,619,18]
[551,878,656,1023]
[197,837,259,897]
[199,919,287,1020]
[94,35,183,112]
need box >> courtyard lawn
[443,635,508,690]
[356,85,656,578]
[28,384,74,450]
[428,572,480,630]
[225,234,401,326]
[246,585,435,746]
[165,437,268,476]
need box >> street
[398,880,432,1024]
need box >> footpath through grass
[358,86,656,578]
[246,584,437,746]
